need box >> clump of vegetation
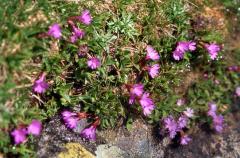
[0,0,239,157]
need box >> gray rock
[36,115,97,158]
[36,113,240,158]
[96,145,129,158]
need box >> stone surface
[36,115,98,158]
[95,145,129,158]
[36,112,240,158]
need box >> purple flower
[183,108,194,118]
[11,128,27,145]
[173,41,196,60]
[205,43,221,60]
[131,84,144,97]
[177,116,188,129]
[80,125,96,141]
[235,87,240,97]
[78,10,92,25]
[64,117,78,129]
[176,42,191,52]
[164,116,179,139]
[173,50,185,61]
[139,93,154,108]
[62,111,78,129]
[47,23,62,39]
[228,65,238,72]
[208,102,217,117]
[180,135,191,145]
[129,94,136,105]
[148,64,160,78]
[70,26,85,43]
[33,73,49,94]
[146,45,160,61]
[142,104,155,116]
[213,114,224,133]
[187,41,197,51]
[176,98,185,106]
[139,93,155,116]
[27,120,42,136]
[87,57,101,69]
[62,110,76,118]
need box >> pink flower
[235,86,240,97]
[176,41,196,52]
[164,116,179,139]
[228,66,238,72]
[139,93,154,108]
[47,23,62,39]
[176,42,190,52]
[173,50,184,60]
[27,120,42,136]
[176,98,185,106]
[188,41,197,51]
[146,45,160,61]
[208,102,217,117]
[70,26,85,43]
[213,114,224,133]
[62,111,78,129]
[148,64,160,78]
[62,110,76,118]
[180,135,191,145]
[173,41,196,60]
[205,43,221,60]
[131,84,144,97]
[33,73,49,94]
[142,104,155,116]
[11,128,27,145]
[207,103,224,133]
[87,57,101,69]
[129,94,136,105]
[78,10,92,25]
[64,117,78,129]
[80,125,96,141]
[183,108,194,118]
[177,116,188,129]
[139,93,155,116]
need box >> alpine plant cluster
[10,9,240,146]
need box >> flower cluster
[172,41,221,61]
[207,102,224,133]
[164,107,194,145]
[31,6,227,147]
[172,41,196,60]
[61,110,99,141]
[11,120,42,145]
[127,84,155,116]
[145,45,160,78]
[70,26,85,43]
[46,10,100,70]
